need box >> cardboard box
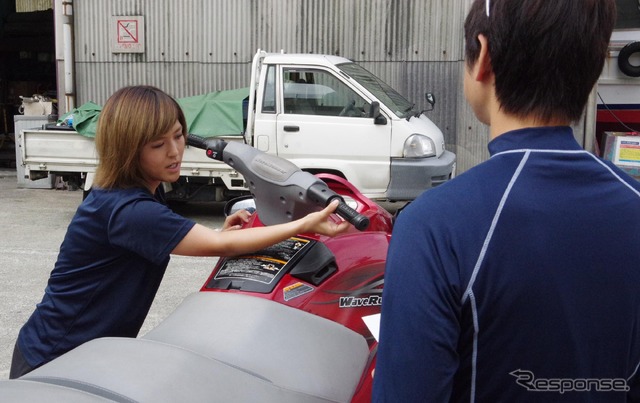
[19,96,53,116]
[602,131,640,181]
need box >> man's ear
[473,34,493,82]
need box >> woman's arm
[171,200,350,257]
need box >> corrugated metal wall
[70,0,489,172]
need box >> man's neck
[488,111,570,140]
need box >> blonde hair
[93,86,187,189]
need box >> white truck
[18,50,456,202]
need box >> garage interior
[0,1,55,168]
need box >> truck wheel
[618,42,640,77]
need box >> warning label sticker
[214,237,312,284]
[283,282,314,301]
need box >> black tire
[618,41,640,78]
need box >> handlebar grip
[335,200,370,231]
[187,134,208,149]
[307,183,369,231]
[187,134,227,161]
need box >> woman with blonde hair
[10,85,349,379]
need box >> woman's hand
[173,200,352,257]
[221,209,253,231]
[300,200,351,236]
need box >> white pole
[61,0,75,111]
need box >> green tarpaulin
[57,101,102,137]
[178,87,248,137]
[57,88,249,138]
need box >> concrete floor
[0,170,225,379]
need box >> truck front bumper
[387,150,456,201]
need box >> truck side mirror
[369,101,387,125]
[425,93,436,111]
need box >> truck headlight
[404,134,436,158]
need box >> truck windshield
[338,62,415,118]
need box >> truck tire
[618,41,640,77]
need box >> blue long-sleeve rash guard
[373,126,640,402]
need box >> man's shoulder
[399,159,509,233]
[412,158,510,208]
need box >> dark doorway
[0,3,56,167]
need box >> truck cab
[247,50,456,201]
[17,50,455,203]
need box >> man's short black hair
[464,0,616,123]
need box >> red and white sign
[111,16,145,53]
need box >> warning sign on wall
[110,16,145,53]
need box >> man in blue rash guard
[373,0,640,402]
